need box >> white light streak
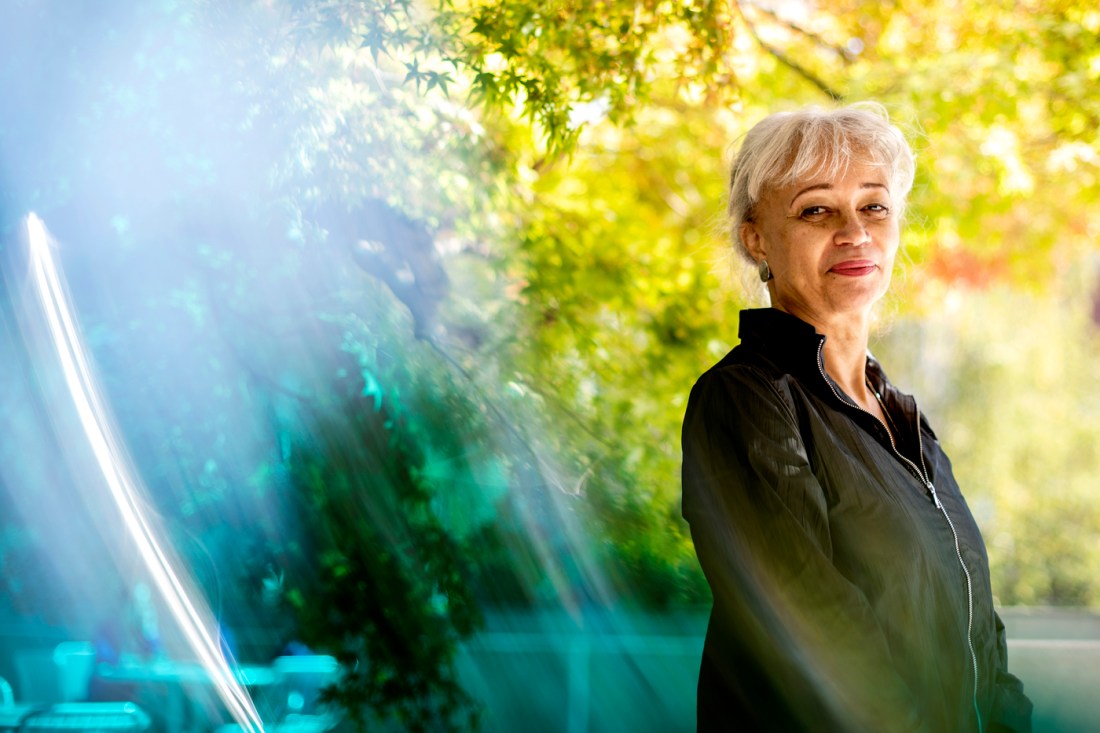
[25,213,265,733]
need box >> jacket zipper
[815,342,983,733]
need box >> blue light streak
[25,212,265,733]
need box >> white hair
[727,102,916,260]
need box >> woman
[681,105,1033,733]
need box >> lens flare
[25,212,265,733]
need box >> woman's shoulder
[687,347,803,425]
[692,341,802,393]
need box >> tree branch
[733,1,844,102]
[741,0,857,64]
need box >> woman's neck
[780,305,873,405]
[822,332,870,403]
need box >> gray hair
[727,102,916,259]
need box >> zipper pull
[927,482,943,509]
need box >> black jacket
[682,308,1032,733]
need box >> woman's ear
[740,221,765,262]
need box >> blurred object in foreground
[19,703,150,733]
[271,655,340,733]
[11,641,96,706]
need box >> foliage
[293,0,740,153]
[280,391,482,732]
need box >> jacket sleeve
[989,611,1032,732]
[682,366,926,733]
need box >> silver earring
[758,259,773,282]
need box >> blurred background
[0,1,1098,732]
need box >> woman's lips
[829,260,877,276]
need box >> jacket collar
[736,308,827,385]
[735,308,930,476]
[735,308,916,418]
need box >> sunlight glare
[25,212,265,733]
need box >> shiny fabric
[682,308,1032,733]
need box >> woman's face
[740,160,900,328]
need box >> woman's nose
[834,211,870,246]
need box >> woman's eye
[800,206,828,219]
[864,203,891,218]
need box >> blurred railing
[2,608,1097,732]
[999,608,1100,733]
[455,607,1100,733]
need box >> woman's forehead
[781,145,888,184]
[767,157,890,198]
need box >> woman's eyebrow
[789,181,888,207]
